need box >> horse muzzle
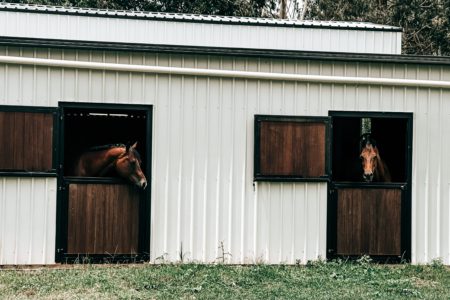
[363,173,374,182]
[139,179,147,190]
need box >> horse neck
[103,147,126,160]
[92,147,126,176]
[375,156,391,182]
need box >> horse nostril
[363,173,373,182]
[142,181,147,190]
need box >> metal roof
[0,2,402,31]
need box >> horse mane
[85,143,142,161]
[86,143,126,152]
[374,154,391,182]
[70,143,126,176]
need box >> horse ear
[131,142,138,149]
[125,143,131,153]
[374,147,381,158]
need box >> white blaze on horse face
[133,163,147,189]
[360,144,378,182]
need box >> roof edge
[0,2,402,32]
[1,36,446,66]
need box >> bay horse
[72,142,147,189]
[359,134,391,182]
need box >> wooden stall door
[67,183,140,255]
[336,188,402,256]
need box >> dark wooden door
[258,121,327,177]
[66,183,140,255]
[0,111,54,171]
[333,186,403,256]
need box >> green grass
[0,259,449,299]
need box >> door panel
[336,188,401,256]
[67,183,140,255]
[0,111,54,171]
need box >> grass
[0,259,449,299]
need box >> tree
[10,0,278,17]
[305,0,450,55]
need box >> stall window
[61,105,149,177]
[254,115,330,181]
[331,114,410,183]
[0,106,55,174]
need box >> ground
[0,259,449,299]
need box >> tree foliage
[305,0,450,55]
[10,0,277,17]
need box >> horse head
[359,134,380,182]
[116,142,147,189]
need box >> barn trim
[2,36,450,66]
[1,55,450,89]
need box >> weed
[356,255,373,265]
[216,241,232,264]
[430,258,444,269]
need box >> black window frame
[327,110,413,262]
[328,110,413,185]
[55,101,153,263]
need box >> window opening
[332,115,408,183]
[63,106,148,187]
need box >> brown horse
[359,134,391,182]
[72,142,147,189]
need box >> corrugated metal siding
[0,178,57,265]
[0,11,402,54]
[0,47,449,264]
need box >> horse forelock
[360,134,377,151]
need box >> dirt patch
[412,277,437,288]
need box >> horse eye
[130,159,137,166]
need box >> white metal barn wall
[0,3,402,55]
[0,46,449,265]
[0,178,57,264]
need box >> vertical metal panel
[256,183,327,263]
[0,178,57,264]
[0,48,449,264]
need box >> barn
[0,3,449,265]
